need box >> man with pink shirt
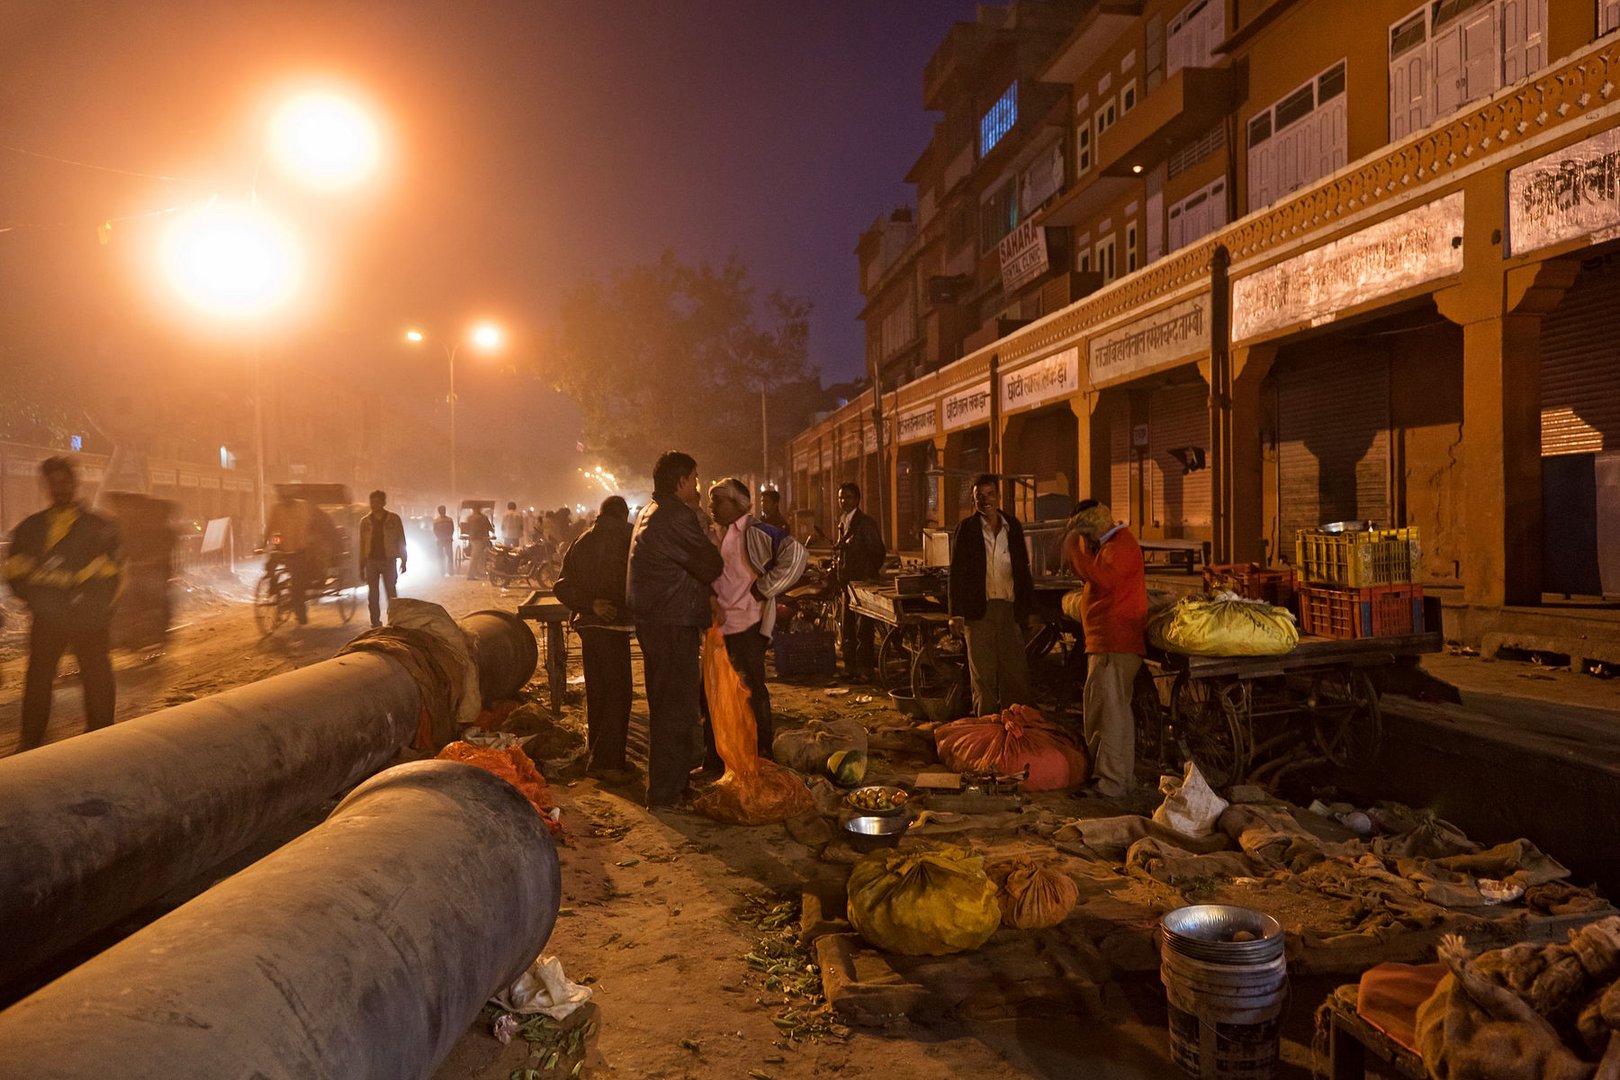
[707,477,808,757]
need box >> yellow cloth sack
[847,845,1001,956]
[1148,594,1299,657]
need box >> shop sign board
[895,403,937,444]
[1232,192,1464,342]
[997,219,1050,294]
[1001,346,1080,413]
[151,469,177,486]
[942,380,993,432]
[1508,125,1620,255]
[1088,294,1210,387]
[863,425,878,455]
[179,473,199,488]
[841,426,864,460]
[793,446,811,473]
[819,442,832,470]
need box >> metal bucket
[1160,906,1289,1080]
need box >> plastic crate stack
[1203,562,1298,610]
[1293,527,1423,639]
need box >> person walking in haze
[707,478,808,758]
[359,490,408,628]
[432,505,455,576]
[4,457,123,752]
[500,501,525,548]
[464,504,494,581]
[758,489,792,535]
[628,451,724,809]
[949,474,1034,715]
[554,496,635,783]
[1062,500,1148,798]
[832,482,885,680]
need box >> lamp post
[405,323,503,511]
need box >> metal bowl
[844,785,910,817]
[888,690,927,719]
[1160,905,1285,964]
[843,814,910,853]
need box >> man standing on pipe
[4,457,123,752]
[627,451,723,809]
[359,490,407,629]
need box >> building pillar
[1081,392,1111,506]
[1205,344,1276,564]
[1437,259,1577,607]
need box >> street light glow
[160,202,303,319]
[405,329,425,342]
[268,91,381,190]
[471,323,503,350]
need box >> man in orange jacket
[1062,500,1148,798]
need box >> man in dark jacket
[4,457,123,752]
[627,451,724,808]
[554,495,635,782]
[832,482,886,680]
[358,489,408,628]
[948,474,1034,715]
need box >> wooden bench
[1320,984,1427,1080]
[1139,538,1209,572]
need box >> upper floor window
[979,178,1017,253]
[1167,176,1229,252]
[1166,0,1226,77]
[1388,0,1545,141]
[1121,80,1139,115]
[1605,0,1620,35]
[1076,118,1094,176]
[980,83,1018,157]
[1094,235,1118,284]
[1095,98,1118,139]
[1247,60,1348,211]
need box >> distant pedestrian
[759,488,791,535]
[359,490,408,628]
[554,495,635,782]
[4,457,123,752]
[832,482,886,680]
[627,450,724,808]
[1062,500,1148,798]
[432,505,455,576]
[707,478,807,758]
[949,474,1033,715]
[500,501,525,548]
[464,505,494,580]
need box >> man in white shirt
[947,474,1034,714]
[500,502,525,548]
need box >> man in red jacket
[1062,500,1148,798]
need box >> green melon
[826,749,868,787]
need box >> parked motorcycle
[487,542,553,588]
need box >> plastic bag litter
[847,844,1001,956]
[437,741,564,836]
[990,859,1080,929]
[491,954,592,1020]
[1148,593,1298,657]
[933,704,1091,791]
[690,626,815,825]
[1152,761,1229,839]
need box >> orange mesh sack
[437,741,563,836]
[690,626,815,825]
[989,859,1080,929]
[933,704,1091,791]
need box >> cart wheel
[336,588,357,624]
[1132,665,1168,771]
[253,573,285,637]
[877,624,920,695]
[911,625,967,714]
[1170,672,1247,787]
[1309,669,1383,768]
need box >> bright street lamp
[160,202,303,320]
[267,90,382,191]
[405,323,504,511]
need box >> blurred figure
[832,482,885,680]
[759,488,791,535]
[359,490,407,628]
[627,450,723,808]
[554,495,634,782]
[4,458,123,752]
[463,504,494,580]
[1062,500,1148,798]
[265,488,314,624]
[432,505,455,576]
[500,501,525,548]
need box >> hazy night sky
[0,0,979,499]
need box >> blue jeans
[364,558,399,627]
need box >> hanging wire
[2,143,209,184]
[0,201,197,235]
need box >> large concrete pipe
[0,608,537,993]
[0,760,562,1080]
[463,607,541,703]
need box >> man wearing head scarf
[1062,500,1148,798]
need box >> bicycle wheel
[1309,668,1383,769]
[253,573,286,637]
[336,588,358,624]
[877,624,920,694]
[1132,665,1168,771]
[1170,672,1246,787]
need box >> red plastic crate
[1204,562,1298,610]
[1298,583,1424,639]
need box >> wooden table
[1139,538,1209,572]
[516,590,570,715]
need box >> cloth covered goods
[933,704,1091,791]
[1148,593,1299,657]
[846,844,1001,956]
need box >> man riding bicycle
[264,492,337,625]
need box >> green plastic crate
[1294,527,1420,587]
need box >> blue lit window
[980,83,1018,157]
